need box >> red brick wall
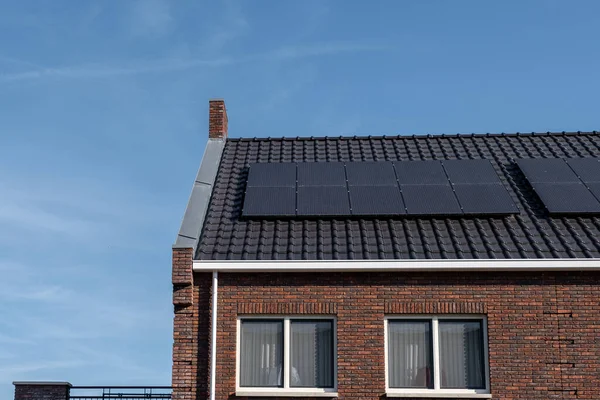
[172,248,212,400]
[173,270,600,400]
[223,272,599,400]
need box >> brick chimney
[208,99,228,139]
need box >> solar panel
[297,186,350,216]
[401,184,462,215]
[565,158,600,183]
[516,158,579,183]
[394,161,448,184]
[246,163,296,187]
[348,186,405,215]
[442,160,501,184]
[297,162,346,186]
[586,182,600,200]
[243,160,527,218]
[532,182,600,214]
[453,184,518,215]
[242,186,296,217]
[345,162,397,186]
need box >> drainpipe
[210,271,218,400]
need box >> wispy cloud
[0,172,170,251]
[261,65,318,111]
[0,333,34,345]
[66,344,165,378]
[268,42,388,60]
[0,254,171,385]
[0,42,388,83]
[0,201,95,237]
[0,360,87,377]
[0,57,233,83]
[0,55,43,70]
[130,0,173,37]
[200,0,250,52]
[0,284,67,303]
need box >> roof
[189,131,600,261]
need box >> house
[171,99,600,400]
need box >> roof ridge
[227,131,599,142]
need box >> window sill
[386,392,491,399]
[236,390,338,397]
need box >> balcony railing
[69,386,172,399]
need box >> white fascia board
[193,258,600,272]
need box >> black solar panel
[532,182,600,214]
[242,186,296,217]
[442,160,501,184]
[297,186,350,216]
[401,184,462,215]
[297,162,346,186]
[586,182,600,200]
[246,163,296,187]
[348,186,405,215]
[453,184,518,215]
[345,162,397,186]
[243,160,527,218]
[517,158,579,183]
[565,158,600,183]
[394,161,448,184]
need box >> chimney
[208,99,228,139]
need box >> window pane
[240,320,284,387]
[439,320,485,389]
[388,321,433,388]
[290,320,334,388]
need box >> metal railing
[69,386,172,399]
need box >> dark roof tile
[195,132,600,260]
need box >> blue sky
[1,0,599,397]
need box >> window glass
[388,320,433,388]
[240,320,284,387]
[290,320,334,388]
[438,320,485,389]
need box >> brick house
[172,99,600,400]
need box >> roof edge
[192,258,600,272]
[226,130,599,142]
[174,138,225,250]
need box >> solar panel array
[242,160,519,218]
[517,158,600,214]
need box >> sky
[0,0,599,398]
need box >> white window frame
[385,315,491,399]
[236,315,338,397]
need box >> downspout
[210,271,218,400]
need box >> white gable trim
[193,258,600,272]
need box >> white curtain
[439,321,484,389]
[290,321,333,388]
[240,321,283,387]
[388,321,432,388]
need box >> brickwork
[13,382,70,400]
[185,271,599,400]
[172,248,211,400]
[208,100,227,139]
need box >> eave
[192,258,600,272]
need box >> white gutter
[210,271,218,400]
[193,258,600,272]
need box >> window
[237,317,337,396]
[385,316,490,398]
